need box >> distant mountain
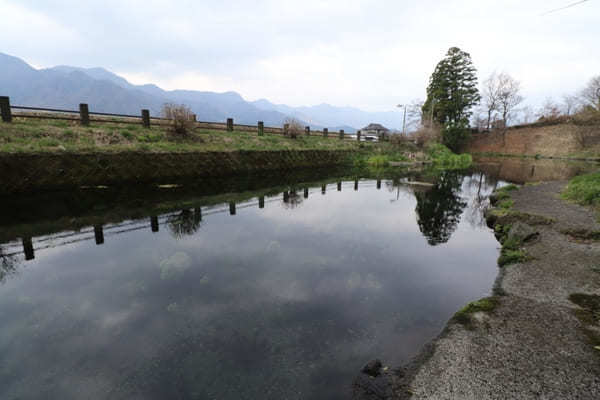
[0,52,404,131]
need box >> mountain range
[0,52,407,132]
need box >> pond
[1,159,591,400]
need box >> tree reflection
[0,249,18,283]
[414,171,467,245]
[282,189,304,209]
[167,208,202,238]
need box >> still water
[0,164,542,399]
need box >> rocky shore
[353,180,600,399]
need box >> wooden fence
[0,95,366,141]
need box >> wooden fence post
[227,118,234,132]
[259,196,265,208]
[283,123,289,136]
[141,109,150,128]
[79,103,90,126]
[305,126,310,136]
[323,128,328,138]
[354,179,359,191]
[377,180,381,190]
[321,184,326,194]
[0,96,12,123]
[22,237,34,261]
[337,182,342,191]
[229,201,236,215]
[151,216,159,232]
[94,225,104,245]
[357,130,361,141]
[283,191,289,203]
[304,187,309,198]
[339,129,344,139]
[258,121,264,136]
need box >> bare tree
[579,75,600,111]
[496,72,524,126]
[283,117,303,139]
[562,94,580,116]
[162,103,195,137]
[537,97,562,120]
[480,72,501,130]
[518,105,535,124]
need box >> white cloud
[2,0,599,110]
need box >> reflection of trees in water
[0,249,19,283]
[282,190,304,209]
[167,208,202,239]
[463,172,500,228]
[414,171,467,246]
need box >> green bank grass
[0,117,368,153]
[562,171,600,219]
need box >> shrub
[284,117,304,139]
[412,126,441,147]
[442,121,470,152]
[562,172,600,218]
[162,103,195,137]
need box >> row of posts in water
[17,180,382,261]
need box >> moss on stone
[453,296,500,329]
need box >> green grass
[562,171,600,219]
[0,117,372,154]
[426,143,472,168]
[498,199,514,209]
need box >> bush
[283,117,304,139]
[162,103,195,137]
[412,126,441,147]
[426,143,472,168]
[442,121,470,152]
[562,172,600,216]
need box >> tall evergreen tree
[423,47,480,125]
[422,47,480,150]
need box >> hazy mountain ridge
[0,52,404,131]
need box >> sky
[0,0,598,112]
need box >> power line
[541,0,591,16]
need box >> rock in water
[362,359,383,377]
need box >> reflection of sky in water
[0,173,500,400]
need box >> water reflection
[1,162,588,400]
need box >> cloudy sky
[1,0,598,111]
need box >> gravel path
[353,181,600,400]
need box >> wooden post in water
[323,128,328,138]
[259,196,265,209]
[339,129,344,139]
[227,118,234,132]
[283,190,289,203]
[142,109,150,128]
[94,225,104,245]
[321,184,326,194]
[194,207,202,224]
[151,216,159,232]
[22,237,34,261]
[229,202,236,215]
[337,182,342,191]
[305,126,310,136]
[304,187,309,198]
[354,179,359,191]
[258,121,264,136]
[0,96,12,123]
[357,130,361,141]
[79,103,90,126]
[377,180,381,190]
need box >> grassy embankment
[0,118,363,153]
[0,117,471,167]
[562,171,600,222]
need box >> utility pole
[397,104,408,136]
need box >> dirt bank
[353,180,600,399]
[0,150,354,194]
[467,122,600,159]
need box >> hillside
[0,52,405,131]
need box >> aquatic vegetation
[453,296,500,329]
[426,143,472,168]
